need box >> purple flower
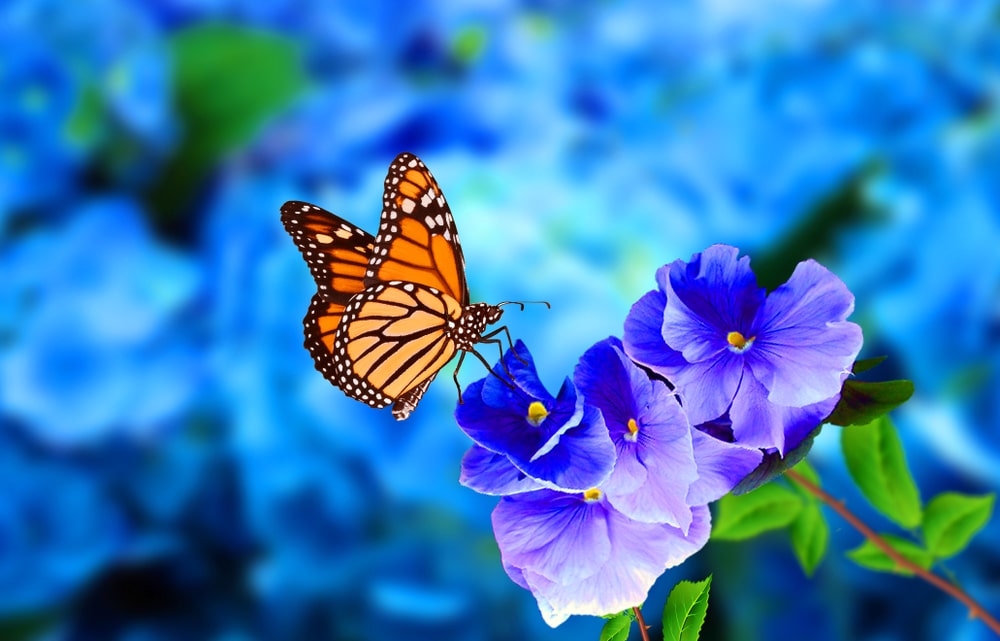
[464,337,760,625]
[624,245,862,453]
[493,490,711,627]
[456,341,615,492]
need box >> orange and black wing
[332,282,462,414]
[282,200,375,392]
[302,292,354,390]
[280,200,374,305]
[364,152,469,306]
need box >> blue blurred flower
[0,439,127,616]
[456,341,615,493]
[0,26,82,214]
[4,0,174,143]
[0,198,202,446]
[624,245,861,453]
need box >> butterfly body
[282,152,516,420]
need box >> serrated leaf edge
[663,576,712,641]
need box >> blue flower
[0,198,202,446]
[0,26,82,214]
[0,439,127,615]
[456,341,615,493]
[624,244,862,453]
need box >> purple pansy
[624,244,863,453]
[460,337,761,625]
[492,491,712,627]
[456,341,615,492]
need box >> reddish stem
[632,605,651,641]
[785,469,1000,637]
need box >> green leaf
[452,24,488,63]
[662,576,712,641]
[599,611,632,641]
[852,356,887,374]
[840,416,922,528]
[847,534,933,576]
[789,501,829,576]
[923,492,995,559]
[149,24,306,223]
[712,484,804,541]
[0,612,57,641]
[826,379,914,427]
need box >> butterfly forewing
[302,292,360,392]
[366,152,469,305]
[280,200,375,303]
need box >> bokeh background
[2,1,999,640]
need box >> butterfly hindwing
[281,200,374,304]
[332,282,461,410]
[366,152,469,305]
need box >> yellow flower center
[627,418,639,434]
[727,331,754,351]
[583,488,602,502]
[527,401,549,426]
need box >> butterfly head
[466,302,504,328]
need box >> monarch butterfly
[281,152,541,420]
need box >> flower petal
[492,490,611,585]
[575,337,699,529]
[622,289,687,377]
[661,245,765,364]
[510,403,616,492]
[729,373,839,454]
[751,259,863,406]
[573,337,639,438]
[686,430,763,504]
[606,381,698,530]
[517,503,712,627]
[668,350,745,427]
[460,444,544,496]
[622,289,687,378]
[481,341,555,408]
[457,343,614,491]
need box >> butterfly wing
[280,200,374,304]
[332,282,461,413]
[282,200,378,396]
[365,152,469,306]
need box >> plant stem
[786,469,1000,637]
[632,605,651,641]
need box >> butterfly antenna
[497,300,551,311]
[488,302,549,366]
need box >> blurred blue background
[1,1,999,640]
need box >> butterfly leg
[471,339,518,390]
[453,351,468,404]
[480,325,528,365]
